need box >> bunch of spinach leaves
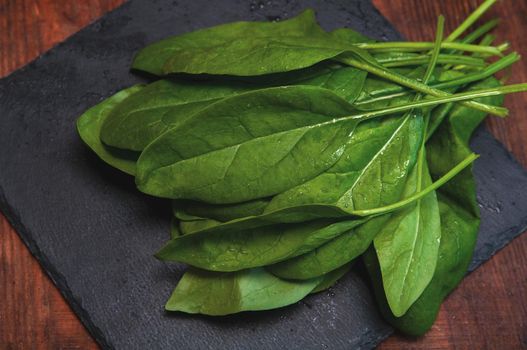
[76,0,527,336]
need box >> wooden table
[1,0,526,348]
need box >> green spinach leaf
[364,77,504,334]
[100,66,367,152]
[267,112,423,280]
[133,9,327,75]
[264,112,423,212]
[76,85,144,175]
[268,215,387,280]
[159,35,371,77]
[156,218,365,271]
[166,267,321,315]
[372,153,441,317]
[136,86,358,203]
[100,79,255,151]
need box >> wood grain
[0,0,526,349]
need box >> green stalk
[435,53,520,88]
[496,42,510,52]
[353,153,479,217]
[354,42,503,56]
[378,54,486,68]
[445,0,498,42]
[423,16,445,83]
[350,83,527,121]
[459,19,499,45]
[443,19,499,67]
[411,15,445,202]
[357,53,520,106]
[425,103,457,141]
[341,56,509,117]
[479,34,497,47]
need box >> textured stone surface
[0,0,526,349]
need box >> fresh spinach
[364,77,504,334]
[156,218,366,271]
[76,85,144,175]
[165,267,322,315]
[266,112,424,280]
[100,65,367,152]
[100,79,255,151]
[75,1,527,332]
[133,9,327,76]
[135,81,505,205]
[268,216,388,279]
[135,86,359,203]
[264,112,422,212]
[372,153,441,316]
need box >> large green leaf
[166,267,321,315]
[133,9,327,76]
[100,65,367,152]
[267,113,423,280]
[76,85,144,175]
[99,79,255,151]
[161,112,424,274]
[174,109,421,228]
[144,85,488,231]
[136,86,359,204]
[372,153,441,317]
[156,218,365,271]
[160,35,371,77]
[268,215,387,280]
[265,112,423,212]
[364,77,504,335]
[132,9,373,77]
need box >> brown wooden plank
[0,0,526,349]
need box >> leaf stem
[435,53,520,89]
[378,54,486,68]
[423,15,445,83]
[352,153,479,217]
[351,83,527,121]
[354,42,503,56]
[341,56,509,117]
[414,15,445,193]
[445,0,498,42]
[479,34,497,47]
[458,19,500,45]
[355,53,520,106]
[442,18,499,67]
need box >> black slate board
[1,1,526,349]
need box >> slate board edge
[469,130,527,271]
[0,189,113,349]
[0,1,526,349]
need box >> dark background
[0,0,526,349]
